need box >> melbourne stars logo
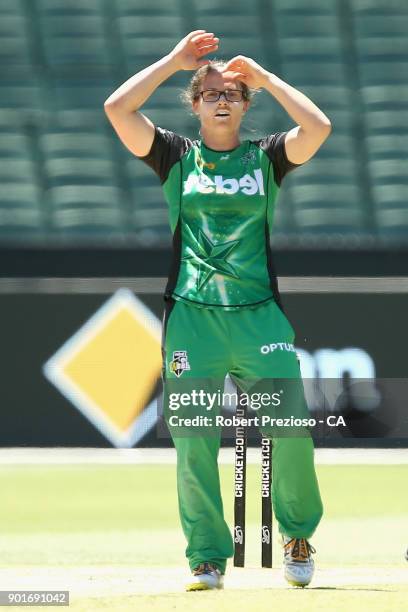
[182,228,240,290]
[240,150,257,166]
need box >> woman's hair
[180,60,257,110]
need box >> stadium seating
[37,15,113,75]
[130,185,172,246]
[0,183,45,241]
[0,0,406,245]
[46,185,128,241]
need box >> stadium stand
[0,0,406,246]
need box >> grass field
[0,461,407,611]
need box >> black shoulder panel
[138,126,196,184]
[253,132,304,187]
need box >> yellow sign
[43,289,162,447]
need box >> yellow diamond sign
[43,288,162,447]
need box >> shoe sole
[186,582,223,592]
[286,579,310,588]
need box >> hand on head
[221,56,269,90]
[170,31,219,71]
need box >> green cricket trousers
[161,296,323,575]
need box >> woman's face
[192,70,249,135]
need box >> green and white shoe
[186,562,224,591]
[282,536,316,588]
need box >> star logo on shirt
[240,150,257,166]
[182,228,240,291]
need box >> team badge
[169,350,191,377]
[196,150,216,170]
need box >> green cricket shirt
[139,126,303,310]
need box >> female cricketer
[105,30,331,591]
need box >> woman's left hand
[221,56,269,89]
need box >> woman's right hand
[169,30,219,71]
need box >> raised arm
[104,31,219,157]
[222,56,332,165]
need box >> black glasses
[199,89,244,102]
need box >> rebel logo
[183,168,265,196]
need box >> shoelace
[284,538,316,562]
[192,562,219,576]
